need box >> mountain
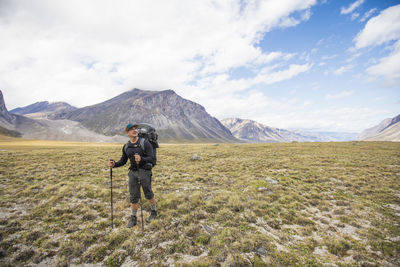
[359,114,400,141]
[0,90,47,137]
[221,118,285,142]
[53,88,238,142]
[0,90,16,127]
[10,101,77,118]
[221,118,314,142]
[221,118,358,142]
[0,90,124,142]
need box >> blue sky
[1,0,399,133]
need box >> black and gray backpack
[123,123,159,167]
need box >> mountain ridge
[10,101,77,117]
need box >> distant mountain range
[0,91,124,142]
[358,114,400,141]
[10,101,77,117]
[1,89,238,142]
[221,118,359,142]
[1,88,398,142]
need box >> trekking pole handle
[109,158,115,168]
[134,153,139,165]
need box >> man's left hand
[134,154,141,163]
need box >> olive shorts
[128,169,154,204]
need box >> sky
[1,0,399,133]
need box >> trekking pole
[109,159,114,229]
[135,154,144,232]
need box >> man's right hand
[108,160,115,168]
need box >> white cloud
[325,90,354,100]
[0,0,317,110]
[346,52,362,62]
[216,93,388,132]
[360,8,377,22]
[351,12,360,21]
[354,4,400,49]
[2,0,384,134]
[286,107,390,132]
[333,64,354,75]
[366,40,400,83]
[374,96,386,102]
[321,54,337,60]
[353,5,400,85]
[255,63,312,85]
[341,0,365,15]
[182,63,312,102]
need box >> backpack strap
[139,137,146,155]
[123,141,129,155]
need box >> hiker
[108,123,157,228]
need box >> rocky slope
[359,114,400,141]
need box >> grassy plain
[0,136,399,266]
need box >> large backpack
[123,123,159,167]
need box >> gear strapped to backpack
[123,123,159,168]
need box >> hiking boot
[146,210,157,223]
[126,215,137,228]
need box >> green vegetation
[0,138,399,266]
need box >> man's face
[127,127,138,138]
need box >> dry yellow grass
[0,136,122,147]
[0,136,399,266]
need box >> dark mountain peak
[0,90,14,123]
[0,90,8,113]
[160,89,176,95]
[134,89,206,113]
[104,89,177,106]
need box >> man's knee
[142,183,154,200]
[130,197,140,204]
[144,191,154,200]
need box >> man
[108,123,157,228]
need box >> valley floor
[0,137,399,266]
